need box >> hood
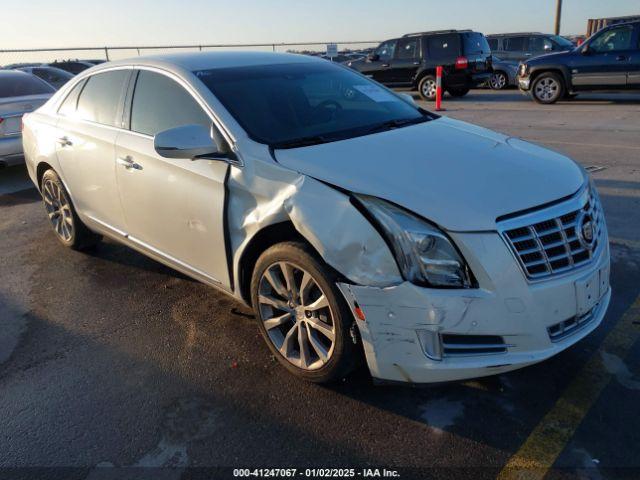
[525,49,575,64]
[274,117,585,231]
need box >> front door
[570,24,634,90]
[358,40,397,84]
[115,69,231,288]
[388,36,422,85]
[54,70,130,233]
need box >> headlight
[354,195,473,288]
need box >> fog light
[416,329,442,361]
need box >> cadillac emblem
[577,211,595,250]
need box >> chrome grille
[501,187,604,280]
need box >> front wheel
[418,75,437,101]
[447,87,470,97]
[531,72,564,104]
[251,242,358,383]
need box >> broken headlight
[355,195,472,288]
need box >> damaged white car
[22,52,610,384]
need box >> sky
[2,0,639,50]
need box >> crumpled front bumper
[337,231,611,384]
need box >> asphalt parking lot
[1,89,639,479]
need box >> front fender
[227,155,402,293]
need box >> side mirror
[154,124,219,159]
[544,44,552,51]
[368,53,380,62]
[581,45,591,55]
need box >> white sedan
[22,52,610,384]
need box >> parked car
[49,60,95,74]
[0,70,54,167]
[487,33,574,61]
[16,66,74,90]
[518,21,640,104]
[23,52,610,384]
[85,59,108,65]
[346,30,492,100]
[489,56,519,89]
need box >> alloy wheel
[421,79,437,99]
[258,261,336,370]
[42,178,74,242]
[490,72,507,89]
[534,77,559,102]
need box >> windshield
[0,73,54,98]
[195,61,430,147]
[551,35,575,48]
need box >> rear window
[426,34,461,60]
[462,32,490,54]
[487,38,499,51]
[0,73,54,98]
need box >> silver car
[1,70,54,167]
[22,52,609,384]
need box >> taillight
[0,117,4,125]
[455,56,468,69]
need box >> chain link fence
[0,41,380,67]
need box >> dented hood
[274,117,585,231]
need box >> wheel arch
[529,66,572,90]
[36,161,55,191]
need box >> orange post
[435,66,445,111]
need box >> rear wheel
[41,169,101,250]
[531,72,564,104]
[489,71,508,90]
[251,242,357,383]
[418,75,437,101]
[447,87,470,97]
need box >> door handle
[117,156,142,170]
[616,55,627,61]
[57,136,72,147]
[413,61,420,65]
[381,63,390,68]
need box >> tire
[447,87,470,97]
[418,75,437,101]
[251,241,358,383]
[531,72,564,104]
[489,71,508,90]
[40,169,101,250]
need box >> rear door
[115,69,231,288]
[570,24,634,90]
[54,69,130,233]
[388,36,422,84]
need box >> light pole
[554,0,563,35]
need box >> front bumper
[0,136,24,167]
[518,75,531,91]
[338,232,611,384]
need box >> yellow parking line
[498,293,640,480]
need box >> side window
[487,38,499,51]
[76,71,129,126]
[427,34,460,60]
[589,26,633,53]
[58,80,86,117]
[395,38,420,59]
[375,40,396,61]
[529,36,553,52]
[130,70,211,137]
[504,36,527,52]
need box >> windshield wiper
[270,135,332,149]
[363,116,432,135]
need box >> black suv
[346,30,492,100]
[487,33,574,61]
[518,21,640,104]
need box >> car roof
[487,32,546,37]
[94,51,319,73]
[0,69,37,79]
